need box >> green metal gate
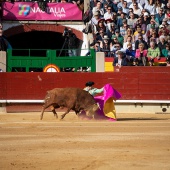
[7,49,96,72]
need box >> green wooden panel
[7,49,96,72]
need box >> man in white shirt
[104,6,114,20]
[129,0,143,10]
[123,35,135,50]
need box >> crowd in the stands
[84,0,170,66]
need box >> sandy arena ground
[0,112,170,170]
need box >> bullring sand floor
[0,112,170,170]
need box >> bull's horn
[97,103,101,110]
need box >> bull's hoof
[60,115,65,120]
[54,115,58,119]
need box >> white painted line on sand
[1,125,170,129]
[0,121,170,124]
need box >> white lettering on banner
[31,7,45,13]
[31,7,66,18]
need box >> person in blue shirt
[125,43,136,64]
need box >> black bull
[40,88,99,120]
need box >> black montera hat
[85,81,95,87]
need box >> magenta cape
[94,84,122,119]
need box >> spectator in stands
[144,0,156,14]
[122,0,129,14]
[111,12,118,24]
[104,6,114,20]
[147,41,161,66]
[165,9,170,23]
[135,34,148,50]
[146,19,159,32]
[103,4,108,13]
[161,18,169,28]
[124,28,135,43]
[94,41,102,52]
[92,1,104,17]
[111,43,125,58]
[105,20,116,38]
[90,11,102,26]
[162,42,170,59]
[127,8,138,18]
[158,35,167,56]
[120,20,129,36]
[155,0,165,13]
[96,18,106,33]
[117,0,125,9]
[90,0,98,11]
[164,2,170,10]
[137,0,146,8]
[125,43,136,64]
[140,8,147,18]
[135,43,148,66]
[111,29,124,46]
[85,41,102,56]
[100,35,112,57]
[117,12,127,28]
[127,12,138,29]
[134,17,147,33]
[161,30,170,42]
[150,12,156,21]
[123,35,135,50]
[141,12,150,27]
[129,0,143,10]
[155,8,165,25]
[95,29,105,42]
[111,37,120,46]
[88,11,102,35]
[158,24,169,36]
[148,29,159,45]
[117,7,123,18]
[113,51,128,67]
[105,0,118,13]
[134,24,145,41]
[132,2,142,17]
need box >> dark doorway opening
[8,31,64,50]
[7,31,82,56]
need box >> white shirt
[92,7,105,16]
[123,42,135,50]
[133,9,142,16]
[144,3,156,14]
[104,12,113,20]
[129,3,143,10]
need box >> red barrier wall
[0,67,170,112]
[0,67,170,100]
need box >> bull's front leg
[60,109,71,120]
[40,106,45,120]
[50,106,58,119]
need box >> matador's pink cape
[94,84,122,120]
